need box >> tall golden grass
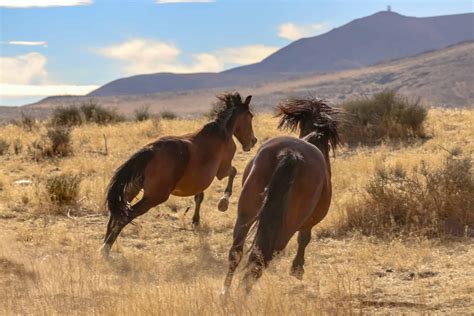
[0,108,473,314]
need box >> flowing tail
[106,145,155,219]
[250,148,303,265]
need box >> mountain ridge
[88,11,474,97]
[3,40,468,124]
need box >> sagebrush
[135,106,151,121]
[51,102,124,126]
[0,139,9,155]
[341,91,427,145]
[45,173,81,206]
[335,151,473,238]
[30,126,73,159]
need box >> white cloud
[98,39,278,75]
[5,41,48,47]
[0,53,97,101]
[0,53,48,84]
[156,0,214,4]
[278,22,329,41]
[0,0,92,8]
[0,84,99,96]
[218,45,278,65]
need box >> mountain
[88,11,474,97]
[6,40,469,123]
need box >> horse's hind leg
[102,193,170,258]
[222,174,265,296]
[218,166,237,212]
[102,212,129,258]
[192,192,204,227]
[290,229,311,280]
[241,249,265,293]
[223,215,252,294]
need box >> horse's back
[255,136,328,173]
[249,136,331,232]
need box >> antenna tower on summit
[387,5,392,12]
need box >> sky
[0,0,472,106]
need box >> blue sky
[0,0,472,105]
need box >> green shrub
[0,139,10,155]
[340,91,427,145]
[336,150,473,238]
[134,106,151,122]
[46,173,81,206]
[160,111,178,120]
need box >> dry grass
[330,151,473,238]
[0,108,473,314]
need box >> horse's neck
[221,109,238,136]
[302,132,332,177]
[194,122,234,153]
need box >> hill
[6,41,470,122]
[88,11,474,97]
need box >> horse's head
[233,95,257,151]
[276,97,342,155]
[215,93,257,152]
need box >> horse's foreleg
[290,229,311,280]
[218,166,237,212]
[192,192,204,226]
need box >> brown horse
[102,92,257,258]
[222,97,341,294]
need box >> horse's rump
[250,148,304,265]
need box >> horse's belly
[172,165,218,196]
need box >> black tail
[106,145,155,218]
[250,149,303,265]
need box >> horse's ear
[244,95,252,107]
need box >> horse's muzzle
[252,137,258,147]
[243,137,258,152]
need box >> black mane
[203,92,246,137]
[276,97,342,153]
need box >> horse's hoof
[100,244,111,260]
[192,221,201,232]
[217,198,229,212]
[290,266,304,280]
[219,289,229,303]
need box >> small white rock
[15,179,32,186]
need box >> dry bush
[52,102,124,127]
[14,112,37,132]
[51,105,84,127]
[13,139,22,155]
[335,151,473,238]
[341,91,427,145]
[47,126,73,157]
[134,105,151,121]
[0,139,9,155]
[161,110,178,120]
[30,126,73,159]
[45,173,81,206]
[80,101,124,125]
